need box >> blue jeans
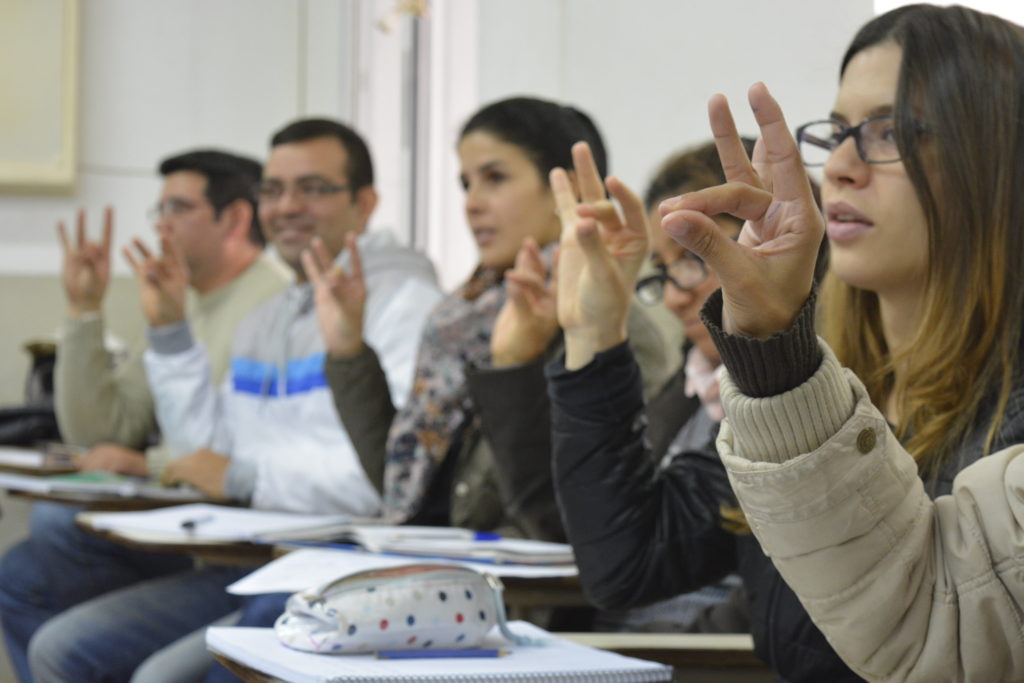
[0,503,194,682]
[28,565,247,683]
[203,593,289,683]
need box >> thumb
[660,210,746,286]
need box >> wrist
[327,338,366,361]
[564,324,627,371]
[68,303,101,318]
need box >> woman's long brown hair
[822,5,1024,474]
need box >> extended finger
[300,248,323,284]
[748,83,810,202]
[606,177,647,239]
[101,206,114,255]
[310,237,334,273]
[131,238,155,262]
[122,246,143,276]
[57,221,71,254]
[550,167,580,241]
[709,95,759,187]
[160,232,186,273]
[571,142,605,204]
[660,182,773,223]
[346,232,364,283]
[518,236,546,277]
[75,209,87,249]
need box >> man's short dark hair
[270,118,374,191]
[158,150,264,246]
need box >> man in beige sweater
[55,150,290,476]
[0,150,289,683]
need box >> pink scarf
[683,346,725,422]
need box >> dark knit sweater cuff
[700,289,821,398]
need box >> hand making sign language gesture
[551,142,649,371]
[489,236,560,368]
[659,83,824,340]
[122,231,189,328]
[58,207,114,317]
[300,232,367,359]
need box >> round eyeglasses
[635,255,708,305]
[796,115,904,167]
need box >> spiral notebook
[206,621,672,682]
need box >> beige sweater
[55,255,289,474]
[717,343,1024,682]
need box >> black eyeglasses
[147,197,206,222]
[796,115,912,167]
[635,255,709,305]
[256,179,350,203]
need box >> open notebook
[206,620,672,683]
[78,504,575,565]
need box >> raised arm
[672,84,1024,681]
[304,234,395,492]
[54,208,157,450]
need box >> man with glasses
[0,150,290,683]
[23,119,442,683]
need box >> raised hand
[122,233,189,327]
[552,142,649,370]
[491,237,559,367]
[660,83,823,339]
[58,207,114,316]
[301,233,366,359]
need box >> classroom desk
[75,514,275,567]
[7,488,198,511]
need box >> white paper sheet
[227,547,578,595]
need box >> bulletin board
[0,0,79,193]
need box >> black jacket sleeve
[467,359,565,542]
[547,341,738,610]
[324,345,396,494]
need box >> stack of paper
[0,445,77,474]
[80,503,353,545]
[77,505,576,566]
[228,548,577,596]
[206,620,673,682]
[0,470,205,502]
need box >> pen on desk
[376,648,505,659]
[179,514,215,532]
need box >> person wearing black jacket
[544,141,861,681]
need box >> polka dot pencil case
[275,564,535,654]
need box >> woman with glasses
[547,4,1024,681]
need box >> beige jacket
[716,342,1024,682]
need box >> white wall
[0,0,356,278]
[420,0,875,290]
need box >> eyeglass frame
[635,254,710,305]
[146,197,210,223]
[255,177,351,204]
[795,115,927,167]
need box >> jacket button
[856,428,876,454]
[454,481,469,497]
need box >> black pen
[179,514,215,533]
